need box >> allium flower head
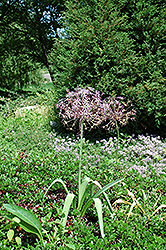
[56,86,104,130]
[102,97,136,130]
[56,86,136,132]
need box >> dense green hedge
[50,0,166,136]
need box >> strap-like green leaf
[92,178,124,214]
[102,191,114,214]
[80,197,104,238]
[78,183,93,210]
[16,216,42,237]
[78,176,91,209]
[80,198,93,217]
[61,193,75,228]
[93,198,104,238]
[3,204,42,238]
[43,178,69,202]
[80,178,124,217]
[93,178,124,198]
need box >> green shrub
[50,0,166,136]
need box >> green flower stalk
[102,96,136,166]
[56,86,105,207]
[78,120,83,202]
[40,86,135,237]
[56,86,136,180]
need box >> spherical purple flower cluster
[56,86,104,130]
[56,86,136,131]
[102,97,136,130]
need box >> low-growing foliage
[0,86,165,249]
[112,182,166,220]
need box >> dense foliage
[51,0,166,136]
[0,0,65,89]
[0,86,165,249]
[0,1,165,248]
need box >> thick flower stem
[78,120,83,207]
[115,121,119,167]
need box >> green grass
[0,86,165,249]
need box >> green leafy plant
[112,183,166,220]
[43,87,136,237]
[43,87,126,238]
[6,228,21,247]
[3,86,137,245]
[3,204,43,243]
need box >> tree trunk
[41,43,55,84]
[35,9,56,85]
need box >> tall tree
[51,0,166,135]
[0,0,65,89]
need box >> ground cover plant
[0,86,165,249]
